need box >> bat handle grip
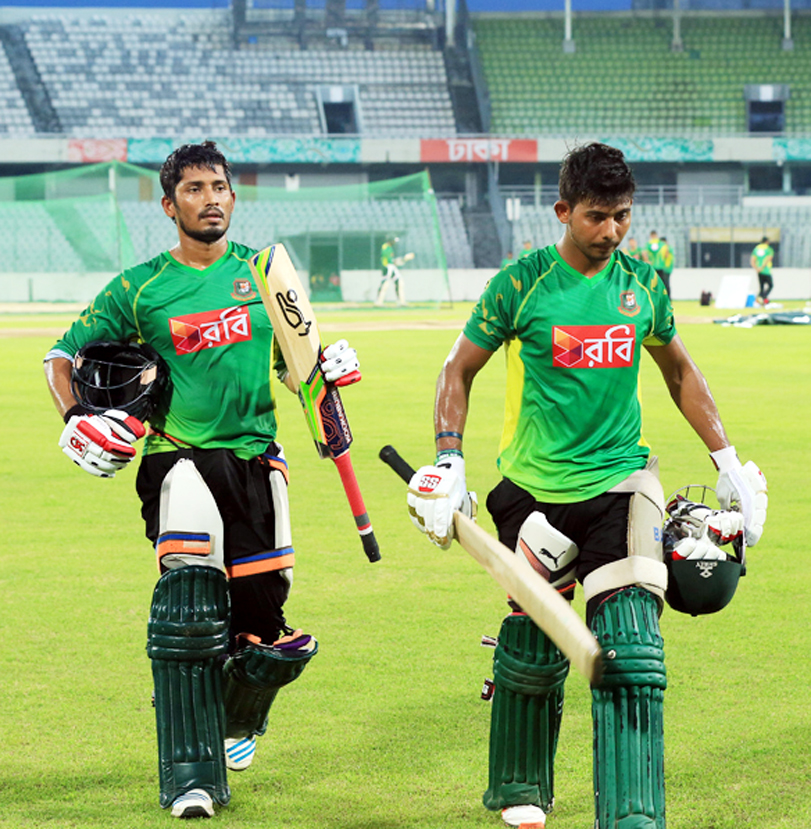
[333,452,381,563]
[378,445,416,484]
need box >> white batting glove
[59,409,146,478]
[406,454,476,550]
[671,534,729,562]
[711,446,768,546]
[320,339,361,386]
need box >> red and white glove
[58,409,146,478]
[711,446,768,546]
[320,339,361,386]
[666,496,745,545]
[671,534,730,562]
[406,453,476,550]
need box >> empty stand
[0,43,37,134]
[475,14,811,136]
[21,13,455,138]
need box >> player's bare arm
[44,356,78,418]
[404,333,491,549]
[647,335,767,545]
[645,334,729,453]
[434,332,493,452]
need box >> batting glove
[666,496,745,545]
[320,339,361,386]
[711,446,768,546]
[407,453,476,550]
[59,409,146,478]
[671,534,729,562]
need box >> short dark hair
[159,141,233,199]
[558,142,635,208]
[761,236,769,243]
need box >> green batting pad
[591,587,667,829]
[483,613,569,813]
[223,636,319,739]
[147,566,231,808]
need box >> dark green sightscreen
[0,163,449,304]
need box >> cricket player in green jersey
[376,235,406,305]
[660,236,674,295]
[44,142,362,819]
[643,229,670,296]
[621,235,644,261]
[406,143,767,829]
[751,236,775,305]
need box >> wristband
[63,403,90,423]
[436,448,464,463]
[435,431,463,441]
[710,445,738,472]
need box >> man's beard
[177,212,229,244]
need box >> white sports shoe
[170,788,214,819]
[224,735,257,771]
[501,804,546,828]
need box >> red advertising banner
[67,139,128,163]
[420,138,537,163]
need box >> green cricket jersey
[646,239,665,270]
[661,244,674,274]
[381,242,394,268]
[752,243,774,275]
[464,245,676,503]
[48,242,281,460]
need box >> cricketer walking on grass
[43,141,362,820]
[407,142,768,829]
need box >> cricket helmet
[71,340,169,421]
[663,485,746,617]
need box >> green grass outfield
[1,300,809,829]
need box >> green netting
[0,162,449,305]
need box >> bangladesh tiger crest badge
[618,291,640,317]
[231,278,257,301]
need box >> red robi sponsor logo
[552,324,636,368]
[169,306,252,354]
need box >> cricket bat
[249,244,380,563]
[379,445,603,684]
[393,252,415,267]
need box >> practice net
[0,162,450,305]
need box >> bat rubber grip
[333,452,380,563]
[361,530,381,563]
[378,445,416,484]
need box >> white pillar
[563,0,575,52]
[783,0,793,50]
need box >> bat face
[250,244,380,563]
[249,244,321,390]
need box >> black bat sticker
[275,289,312,337]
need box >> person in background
[643,229,670,295]
[660,236,674,297]
[622,235,644,261]
[750,236,775,306]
